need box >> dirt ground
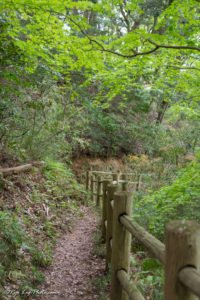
[72,156,126,177]
[28,206,107,300]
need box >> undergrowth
[0,158,85,299]
[92,226,109,300]
[127,152,200,299]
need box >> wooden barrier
[102,179,110,242]
[117,270,144,300]
[120,215,165,264]
[165,220,200,300]
[85,169,200,300]
[96,176,102,207]
[106,183,119,266]
[111,191,132,300]
[90,174,94,202]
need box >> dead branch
[0,162,42,176]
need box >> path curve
[30,206,106,300]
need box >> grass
[91,224,110,299]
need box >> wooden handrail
[90,170,135,176]
[120,215,165,265]
[117,270,144,300]
[91,171,113,175]
[85,169,200,300]
[178,267,200,297]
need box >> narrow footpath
[31,206,106,300]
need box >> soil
[72,156,126,177]
[29,206,107,300]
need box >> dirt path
[30,207,106,300]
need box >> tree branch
[8,1,200,59]
[148,39,200,52]
[0,162,41,176]
[166,65,200,71]
[119,4,130,32]
[68,16,160,58]
[69,17,200,58]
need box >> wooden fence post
[85,170,90,205]
[121,174,128,191]
[165,220,200,300]
[106,183,120,268]
[96,176,101,207]
[86,170,89,191]
[90,175,94,202]
[102,179,111,242]
[112,173,118,182]
[110,191,132,300]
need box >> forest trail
[29,206,106,300]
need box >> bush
[133,153,200,241]
[0,212,25,276]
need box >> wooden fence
[85,169,200,300]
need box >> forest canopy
[0,0,200,158]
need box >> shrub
[133,153,200,241]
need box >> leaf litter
[28,206,106,300]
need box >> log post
[85,170,90,205]
[89,166,92,189]
[117,170,121,183]
[86,170,89,190]
[102,179,111,242]
[106,183,120,267]
[90,175,94,202]
[112,173,118,182]
[121,174,128,191]
[110,191,133,300]
[164,220,200,300]
[96,176,101,207]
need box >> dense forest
[0,0,200,299]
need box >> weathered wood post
[112,173,118,182]
[121,174,128,191]
[106,183,120,268]
[165,220,200,300]
[86,170,89,191]
[96,176,101,207]
[90,175,94,202]
[110,191,133,300]
[102,179,111,242]
[85,170,90,205]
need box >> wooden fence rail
[85,169,200,300]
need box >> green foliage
[134,154,200,241]
[30,247,52,268]
[43,158,86,201]
[0,210,47,298]
[130,255,164,299]
[0,0,200,161]
[0,212,25,274]
[0,158,85,298]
